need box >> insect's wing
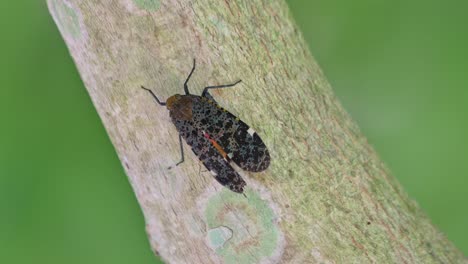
[228,119,269,172]
[175,119,246,193]
[197,147,246,193]
[193,97,270,172]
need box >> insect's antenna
[184,59,196,95]
[141,86,166,106]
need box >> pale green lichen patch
[208,16,231,36]
[207,226,233,250]
[204,188,280,263]
[50,0,81,39]
[133,0,160,12]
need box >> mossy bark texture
[48,0,465,263]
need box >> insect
[141,59,270,193]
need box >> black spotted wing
[173,119,246,193]
[191,96,270,172]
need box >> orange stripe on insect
[203,131,228,159]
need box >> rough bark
[48,0,465,263]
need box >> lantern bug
[141,59,270,193]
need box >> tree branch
[48,0,465,262]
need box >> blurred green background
[0,0,466,263]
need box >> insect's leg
[175,134,185,166]
[198,163,208,173]
[184,59,196,95]
[203,91,216,102]
[141,86,166,106]
[201,80,242,99]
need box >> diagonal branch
[48,0,464,263]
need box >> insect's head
[166,94,193,120]
[165,94,182,110]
